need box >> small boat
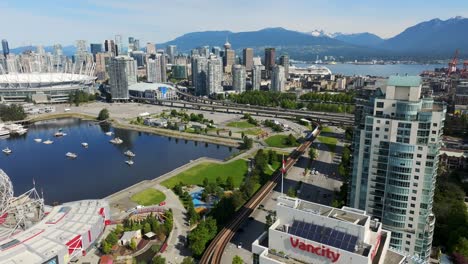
[4,124,27,135]
[124,150,135,157]
[66,152,77,159]
[34,138,42,143]
[109,137,123,144]
[81,142,88,148]
[54,132,65,137]
[125,160,134,165]
[105,132,114,136]
[43,140,54,145]
[2,147,12,154]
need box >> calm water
[0,118,236,204]
[294,63,445,77]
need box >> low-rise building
[439,148,468,170]
[119,230,142,246]
[144,118,168,128]
[252,196,411,264]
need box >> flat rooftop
[0,199,108,263]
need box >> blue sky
[1,0,467,47]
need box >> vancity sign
[290,236,341,262]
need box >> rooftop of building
[387,75,421,87]
[0,199,108,263]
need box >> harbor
[0,117,237,204]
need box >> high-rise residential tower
[115,35,123,56]
[271,65,285,92]
[207,55,223,94]
[104,40,116,56]
[264,47,276,74]
[2,39,10,58]
[242,48,253,71]
[192,55,208,95]
[232,64,246,93]
[349,76,446,260]
[90,44,103,61]
[252,64,264,91]
[166,45,176,64]
[279,54,289,79]
[146,42,156,55]
[107,56,138,100]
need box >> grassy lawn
[317,135,338,152]
[161,159,248,189]
[321,126,334,133]
[264,161,281,176]
[265,135,300,148]
[244,128,263,136]
[131,188,166,206]
[227,121,256,128]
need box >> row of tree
[68,90,97,106]
[230,91,296,107]
[332,144,352,208]
[299,92,355,103]
[0,104,26,121]
[433,169,468,263]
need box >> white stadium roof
[0,199,109,264]
[0,73,95,85]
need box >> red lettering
[289,236,341,262]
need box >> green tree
[216,176,224,187]
[240,136,253,150]
[98,108,110,120]
[226,176,235,190]
[152,255,166,264]
[268,150,278,165]
[241,132,245,139]
[101,240,111,254]
[232,255,243,264]
[309,147,318,161]
[453,237,468,258]
[203,177,209,187]
[129,238,137,250]
[181,257,195,264]
[143,222,151,234]
[286,187,296,198]
[0,104,27,121]
[228,130,232,137]
[188,217,217,257]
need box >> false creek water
[0,118,236,204]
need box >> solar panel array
[288,220,358,252]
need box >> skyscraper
[74,40,92,67]
[211,47,221,57]
[207,55,223,94]
[130,51,145,67]
[223,40,235,73]
[90,43,103,61]
[146,43,156,55]
[133,39,140,51]
[107,56,137,100]
[198,46,210,58]
[95,52,112,80]
[264,48,276,72]
[242,48,253,71]
[36,45,45,55]
[158,52,167,83]
[232,64,246,93]
[192,55,208,95]
[279,54,289,79]
[2,39,9,58]
[147,55,164,83]
[53,44,64,66]
[166,45,176,64]
[104,40,116,56]
[115,35,123,56]
[252,65,264,91]
[271,65,285,92]
[349,76,446,260]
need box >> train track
[199,128,319,264]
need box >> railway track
[199,127,319,264]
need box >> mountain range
[3,17,467,60]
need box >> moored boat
[34,138,42,143]
[125,160,134,165]
[124,150,135,157]
[81,142,88,148]
[66,152,77,159]
[109,137,123,144]
[2,147,12,154]
[43,140,54,145]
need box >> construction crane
[447,49,459,76]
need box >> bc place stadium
[0,169,109,264]
[0,59,96,103]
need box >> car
[159,201,166,206]
[314,170,319,175]
[259,204,265,209]
[238,242,243,248]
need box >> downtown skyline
[0,0,467,47]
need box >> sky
[1,0,467,48]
